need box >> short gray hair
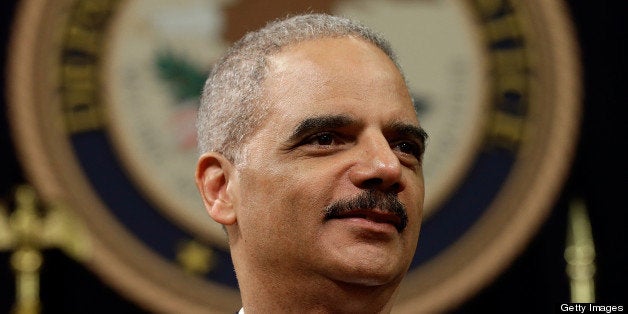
[196,13,404,163]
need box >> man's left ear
[195,152,237,225]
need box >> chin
[319,226,415,287]
[333,251,408,287]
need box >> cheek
[404,174,425,226]
[236,164,328,235]
[234,167,336,264]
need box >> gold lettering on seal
[60,0,118,134]
[473,0,530,151]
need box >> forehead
[262,36,417,125]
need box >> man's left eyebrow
[387,121,429,147]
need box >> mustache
[323,190,408,232]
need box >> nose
[348,132,404,193]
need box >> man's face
[231,36,425,286]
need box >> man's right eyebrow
[287,114,356,142]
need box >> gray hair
[196,13,405,163]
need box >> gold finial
[1,185,91,314]
[564,198,596,303]
[11,186,41,247]
[9,185,42,314]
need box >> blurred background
[1,0,626,313]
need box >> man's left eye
[393,141,421,158]
[313,133,334,145]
